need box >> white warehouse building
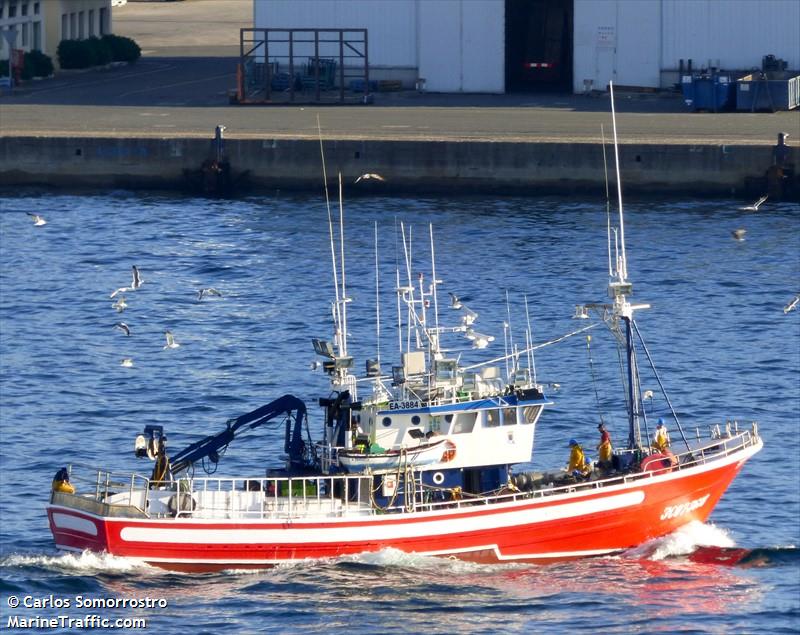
[254,0,800,93]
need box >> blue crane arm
[169,394,308,474]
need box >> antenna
[400,222,413,352]
[505,289,515,375]
[609,82,628,281]
[524,294,537,385]
[396,267,403,354]
[374,221,381,368]
[601,124,614,277]
[317,116,343,355]
[429,224,440,354]
[338,173,348,356]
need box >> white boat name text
[660,494,710,521]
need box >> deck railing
[60,425,758,521]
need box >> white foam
[339,547,529,573]
[1,550,155,574]
[626,521,736,561]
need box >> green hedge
[22,50,54,79]
[57,34,141,69]
[102,34,141,63]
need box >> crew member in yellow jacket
[653,419,671,453]
[567,439,592,476]
[51,467,75,494]
[597,422,613,469]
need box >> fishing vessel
[47,86,762,571]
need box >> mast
[608,81,648,449]
[317,117,343,356]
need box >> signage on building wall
[596,26,616,48]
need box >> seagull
[740,195,768,212]
[112,296,128,313]
[732,229,747,241]
[198,287,223,301]
[26,212,47,226]
[110,266,143,298]
[131,265,142,290]
[784,295,800,314]
[354,173,385,183]
[460,305,479,326]
[449,292,462,309]
[114,322,131,336]
[120,358,134,368]
[465,329,494,349]
[163,330,180,349]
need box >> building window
[99,7,108,36]
[70,13,77,40]
[32,21,41,51]
[21,22,28,47]
[88,9,95,37]
[62,13,68,40]
[9,2,17,19]
[78,11,84,39]
[34,2,39,15]
[21,2,28,17]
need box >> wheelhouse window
[502,407,517,426]
[522,406,541,424]
[451,412,477,434]
[485,409,500,427]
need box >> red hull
[47,444,759,571]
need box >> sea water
[0,191,798,634]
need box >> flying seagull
[163,330,180,349]
[465,329,494,350]
[354,173,385,183]
[740,195,768,212]
[114,322,131,336]
[112,296,128,313]
[120,358,134,368]
[26,212,47,226]
[731,229,747,241]
[460,305,479,326]
[198,288,223,301]
[449,292,463,309]
[784,295,800,314]
[110,266,143,298]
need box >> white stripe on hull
[118,490,646,545]
[52,512,98,536]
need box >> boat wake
[0,550,156,575]
[623,521,799,567]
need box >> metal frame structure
[237,28,370,105]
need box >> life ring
[167,493,196,516]
[432,471,445,485]
[440,440,456,463]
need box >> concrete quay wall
[0,136,776,196]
